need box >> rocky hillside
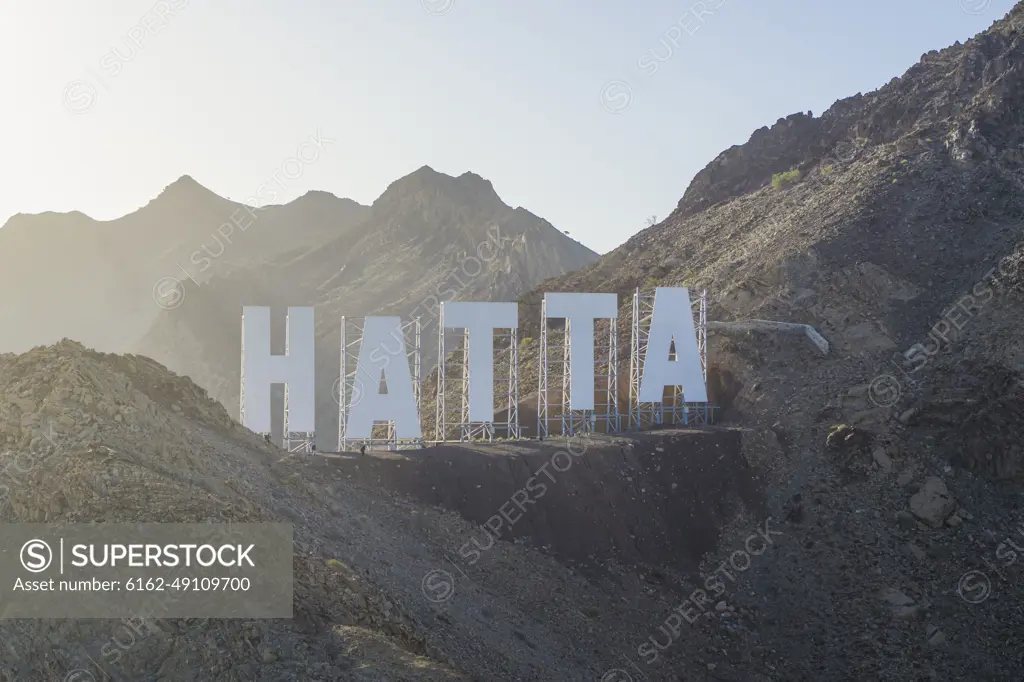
[8,5,1024,680]
[427,5,1024,434]
[0,176,369,355]
[133,166,597,443]
[488,4,1024,679]
[517,4,1024,404]
[0,340,780,681]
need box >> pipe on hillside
[707,319,829,354]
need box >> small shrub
[900,159,909,165]
[771,168,801,190]
[519,337,533,346]
[644,277,659,288]
[821,164,834,175]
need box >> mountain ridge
[0,172,353,354]
[131,165,599,442]
[454,7,1024,677]
[677,10,1022,220]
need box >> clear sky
[0,0,1016,254]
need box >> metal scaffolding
[537,300,620,438]
[434,307,520,442]
[239,313,248,425]
[629,287,710,429]
[338,316,422,452]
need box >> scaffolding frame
[338,316,422,452]
[629,287,711,429]
[239,312,253,434]
[537,299,620,438]
[434,307,520,442]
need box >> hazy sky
[0,0,1015,253]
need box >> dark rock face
[677,112,824,217]
[324,429,763,576]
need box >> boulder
[909,477,956,528]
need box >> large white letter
[240,306,316,433]
[543,292,618,410]
[638,287,708,402]
[442,301,518,422]
[344,317,420,439]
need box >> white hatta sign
[239,288,707,439]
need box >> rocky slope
[133,166,598,443]
[489,3,1024,679]
[0,340,778,681]
[0,175,369,355]
[6,4,1024,680]
[512,3,1024,425]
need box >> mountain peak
[153,174,219,202]
[297,189,341,201]
[377,166,504,211]
[288,189,352,207]
[162,174,208,194]
[456,171,498,196]
[1,209,92,232]
[146,174,228,214]
[285,190,370,216]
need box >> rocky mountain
[0,175,370,354]
[517,4,1024,396]
[8,4,1024,680]
[0,340,759,681]
[488,4,1024,679]
[132,166,597,443]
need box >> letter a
[638,287,707,402]
[344,317,421,439]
